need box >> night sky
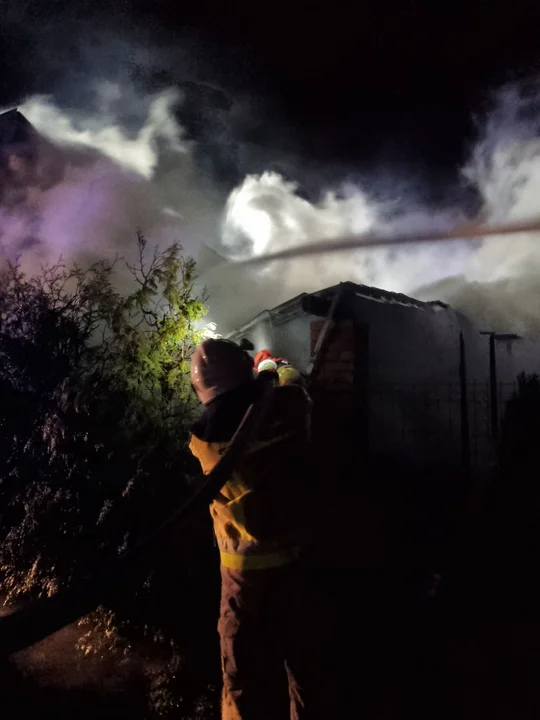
[2,0,540,194]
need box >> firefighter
[189,339,319,720]
[254,348,305,387]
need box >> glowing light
[200,321,221,340]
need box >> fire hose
[0,380,275,656]
[234,216,540,267]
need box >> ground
[4,566,540,719]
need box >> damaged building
[229,280,539,476]
[228,281,540,568]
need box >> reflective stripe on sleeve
[219,547,301,571]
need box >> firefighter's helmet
[191,339,254,405]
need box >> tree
[0,232,208,599]
[0,234,221,716]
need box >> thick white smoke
[207,171,471,328]
[0,83,222,277]
[3,80,540,335]
[212,81,540,335]
[416,83,540,336]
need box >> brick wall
[309,318,359,471]
[310,319,356,392]
[308,321,381,569]
[309,317,369,466]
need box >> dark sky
[2,0,540,193]
[149,1,540,162]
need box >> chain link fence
[368,380,519,474]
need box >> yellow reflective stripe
[220,548,301,571]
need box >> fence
[369,381,520,475]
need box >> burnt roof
[227,281,448,341]
[313,281,448,311]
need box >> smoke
[207,172,471,328]
[210,80,540,335]
[0,83,223,278]
[21,87,186,178]
[415,82,540,336]
[4,83,464,330]
[4,67,540,336]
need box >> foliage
[0,231,208,599]
[499,372,540,477]
[0,232,216,715]
[496,372,540,545]
[470,372,540,612]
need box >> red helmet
[191,339,254,405]
[253,349,273,371]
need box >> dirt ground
[0,608,157,719]
[3,569,540,719]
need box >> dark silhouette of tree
[0,234,218,716]
[481,372,540,610]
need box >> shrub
[0,232,218,716]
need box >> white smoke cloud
[416,82,540,336]
[211,81,540,336]
[221,172,376,260]
[20,87,186,178]
[0,83,222,281]
[209,171,471,329]
[4,78,540,336]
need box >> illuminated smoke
[215,81,540,335]
[221,172,376,260]
[21,87,186,178]
[0,83,221,278]
[210,172,470,329]
[4,79,540,335]
[416,82,540,336]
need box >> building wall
[309,319,356,392]
[228,291,540,572]
[273,314,317,370]
[455,313,493,470]
[230,289,540,475]
[347,296,485,471]
[356,300,462,384]
[306,318,380,568]
[228,310,318,371]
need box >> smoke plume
[214,80,540,335]
[3,69,540,335]
[208,172,471,328]
[0,85,222,275]
[416,82,540,336]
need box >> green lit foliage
[0,232,208,602]
[109,231,208,407]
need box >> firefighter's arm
[189,434,227,475]
[189,434,231,504]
